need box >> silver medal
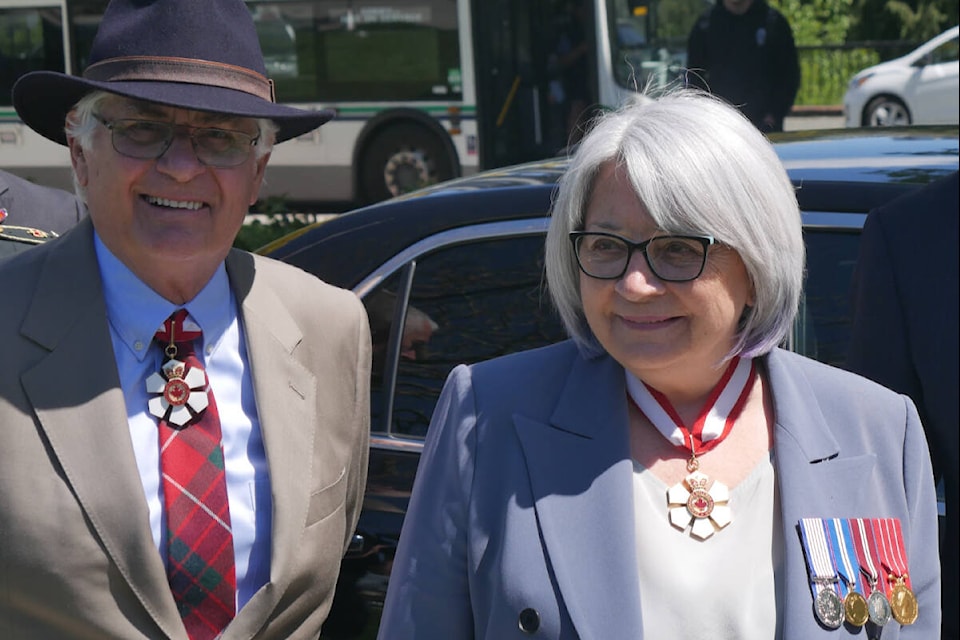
[867,589,892,626]
[814,588,844,629]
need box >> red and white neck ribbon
[626,356,757,455]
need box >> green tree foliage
[849,0,958,41]
[773,0,855,45]
[657,0,710,40]
[768,0,956,105]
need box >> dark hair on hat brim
[13,71,333,146]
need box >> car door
[910,33,959,124]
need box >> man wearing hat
[0,169,84,257]
[0,1,370,639]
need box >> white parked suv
[844,25,959,127]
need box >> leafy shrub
[795,47,882,105]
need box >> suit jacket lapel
[223,251,316,636]
[766,349,876,639]
[20,219,184,639]
[513,352,644,639]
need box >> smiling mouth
[620,315,678,327]
[143,195,205,210]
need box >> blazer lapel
[513,353,644,639]
[765,349,876,639]
[768,349,875,517]
[223,251,316,636]
[20,219,184,639]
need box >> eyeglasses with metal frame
[569,231,716,282]
[94,115,261,168]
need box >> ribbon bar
[84,56,276,102]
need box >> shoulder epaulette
[0,224,59,245]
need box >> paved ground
[784,113,845,131]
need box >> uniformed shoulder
[0,222,61,263]
[0,224,58,245]
[0,170,81,234]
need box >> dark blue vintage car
[263,126,959,638]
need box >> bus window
[606,0,705,91]
[69,1,109,71]
[0,6,66,106]
[247,1,462,103]
[252,6,299,78]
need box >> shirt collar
[94,232,234,361]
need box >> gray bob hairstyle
[544,89,804,361]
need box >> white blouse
[632,455,784,639]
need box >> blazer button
[518,608,540,633]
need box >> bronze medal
[867,589,892,626]
[814,588,844,629]
[843,591,869,627]
[889,578,919,625]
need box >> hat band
[83,56,276,103]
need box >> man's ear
[248,152,271,206]
[68,136,89,188]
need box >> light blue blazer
[378,340,940,639]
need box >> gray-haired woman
[378,90,940,640]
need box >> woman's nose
[615,250,665,298]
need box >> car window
[793,228,861,367]
[928,35,959,65]
[364,233,566,437]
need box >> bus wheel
[359,123,454,203]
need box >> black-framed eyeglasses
[94,115,260,168]
[569,231,716,282]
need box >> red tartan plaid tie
[151,309,236,639]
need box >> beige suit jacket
[0,217,371,639]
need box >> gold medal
[843,591,869,627]
[889,576,918,625]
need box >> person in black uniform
[0,169,83,257]
[685,0,800,133]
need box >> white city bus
[1,0,701,206]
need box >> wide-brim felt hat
[12,0,333,145]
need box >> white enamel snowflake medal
[146,358,208,427]
[667,470,732,540]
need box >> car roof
[264,126,959,290]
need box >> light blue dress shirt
[94,233,272,608]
